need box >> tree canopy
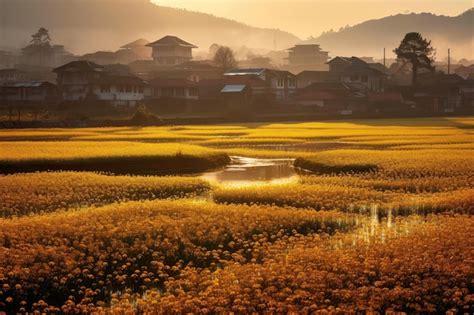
[394,32,435,86]
[213,46,238,71]
[30,27,52,46]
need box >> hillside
[0,0,300,55]
[307,9,474,59]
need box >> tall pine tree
[394,32,435,86]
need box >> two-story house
[327,56,388,92]
[0,69,27,84]
[54,61,149,106]
[286,44,329,73]
[53,61,105,101]
[150,78,198,101]
[92,75,149,107]
[146,36,197,66]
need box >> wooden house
[146,36,197,66]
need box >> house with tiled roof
[120,38,152,60]
[53,61,105,101]
[223,68,296,102]
[285,44,329,73]
[146,36,197,66]
[296,70,333,89]
[0,68,26,83]
[53,61,149,106]
[149,78,198,101]
[294,81,365,113]
[327,56,388,92]
[0,81,57,105]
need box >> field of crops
[0,117,473,314]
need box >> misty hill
[306,9,474,59]
[0,0,300,55]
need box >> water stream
[198,156,430,242]
[200,156,298,186]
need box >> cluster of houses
[1,35,473,116]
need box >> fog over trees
[0,0,472,59]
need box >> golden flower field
[0,117,473,314]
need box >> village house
[129,60,222,82]
[293,81,365,114]
[367,91,406,114]
[0,81,57,106]
[120,38,152,60]
[286,44,329,72]
[220,84,252,109]
[0,50,18,69]
[223,68,297,102]
[146,36,197,66]
[327,56,388,92]
[140,61,222,82]
[197,75,272,109]
[0,69,27,83]
[92,74,149,107]
[414,73,465,113]
[54,60,148,106]
[54,61,105,101]
[149,78,198,101]
[459,78,474,108]
[296,70,332,89]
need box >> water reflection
[207,142,377,152]
[351,206,428,245]
[201,156,298,186]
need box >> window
[100,85,110,93]
[162,87,174,97]
[125,85,132,93]
[118,85,125,93]
[29,88,42,95]
[277,79,284,87]
[176,87,185,97]
[288,78,296,87]
[189,88,198,97]
[361,75,368,83]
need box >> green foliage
[213,46,238,70]
[30,27,51,46]
[394,32,435,85]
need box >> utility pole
[447,48,451,74]
[383,48,386,68]
[383,48,387,92]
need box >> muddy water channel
[200,156,298,186]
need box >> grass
[294,156,378,174]
[0,200,353,313]
[130,215,473,314]
[0,142,230,175]
[0,172,211,217]
[1,116,473,313]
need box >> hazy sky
[152,0,471,38]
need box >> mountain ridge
[0,1,472,60]
[0,0,300,54]
[306,8,473,58]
